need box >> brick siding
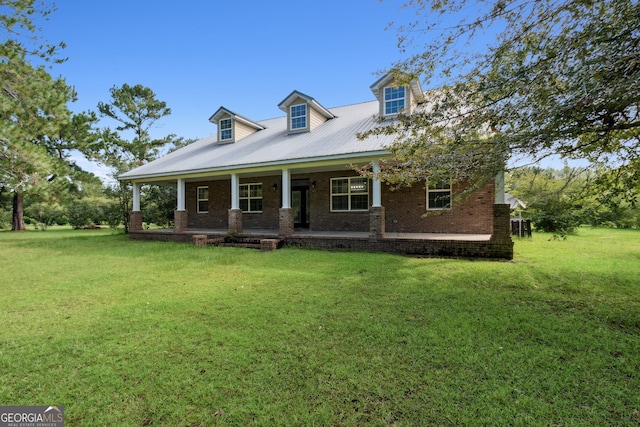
[308,171,370,232]
[184,172,495,235]
[383,181,494,234]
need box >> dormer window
[219,118,233,141]
[384,86,406,116]
[209,107,264,144]
[278,91,334,133]
[290,104,307,130]
[371,74,423,118]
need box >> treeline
[1,3,194,232]
[0,178,177,231]
[507,166,640,235]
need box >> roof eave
[118,150,391,182]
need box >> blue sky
[39,1,576,179]
[44,0,417,143]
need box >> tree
[507,165,640,232]
[0,0,65,62]
[370,0,639,194]
[0,46,75,230]
[89,84,174,232]
[507,166,591,234]
[97,84,172,163]
[1,0,76,230]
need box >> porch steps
[193,235,282,251]
[219,237,262,250]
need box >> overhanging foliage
[372,0,639,193]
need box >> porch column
[495,170,505,204]
[133,182,141,211]
[130,182,143,231]
[228,173,242,234]
[279,168,294,237]
[174,178,187,232]
[372,161,382,207]
[176,178,186,210]
[491,203,514,259]
[230,173,239,210]
[492,168,513,259]
[281,169,291,208]
[369,161,385,239]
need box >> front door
[292,185,310,229]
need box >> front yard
[0,227,638,425]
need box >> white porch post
[176,178,186,211]
[132,182,141,211]
[495,170,505,204]
[130,181,143,231]
[372,161,382,207]
[174,178,187,232]
[231,173,239,209]
[278,168,293,237]
[369,161,385,239]
[281,168,291,208]
[229,173,242,234]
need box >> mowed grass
[0,228,638,426]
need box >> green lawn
[0,228,638,426]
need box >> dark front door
[292,185,310,228]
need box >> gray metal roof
[119,99,396,181]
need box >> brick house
[119,74,513,258]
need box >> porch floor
[142,227,492,241]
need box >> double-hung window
[197,186,209,213]
[331,177,369,211]
[427,180,451,210]
[290,104,307,130]
[239,183,262,212]
[219,118,232,141]
[384,86,406,116]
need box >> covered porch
[129,161,393,239]
[126,161,514,259]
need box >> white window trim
[426,180,452,210]
[383,85,406,116]
[197,186,209,213]
[330,177,370,212]
[219,118,233,141]
[290,103,307,130]
[239,182,263,213]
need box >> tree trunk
[12,192,26,231]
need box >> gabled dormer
[369,73,424,119]
[277,91,335,134]
[209,107,265,144]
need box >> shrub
[25,202,66,227]
[67,202,95,229]
[528,199,583,234]
[0,210,10,229]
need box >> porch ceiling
[134,159,383,185]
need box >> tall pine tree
[1,1,76,230]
